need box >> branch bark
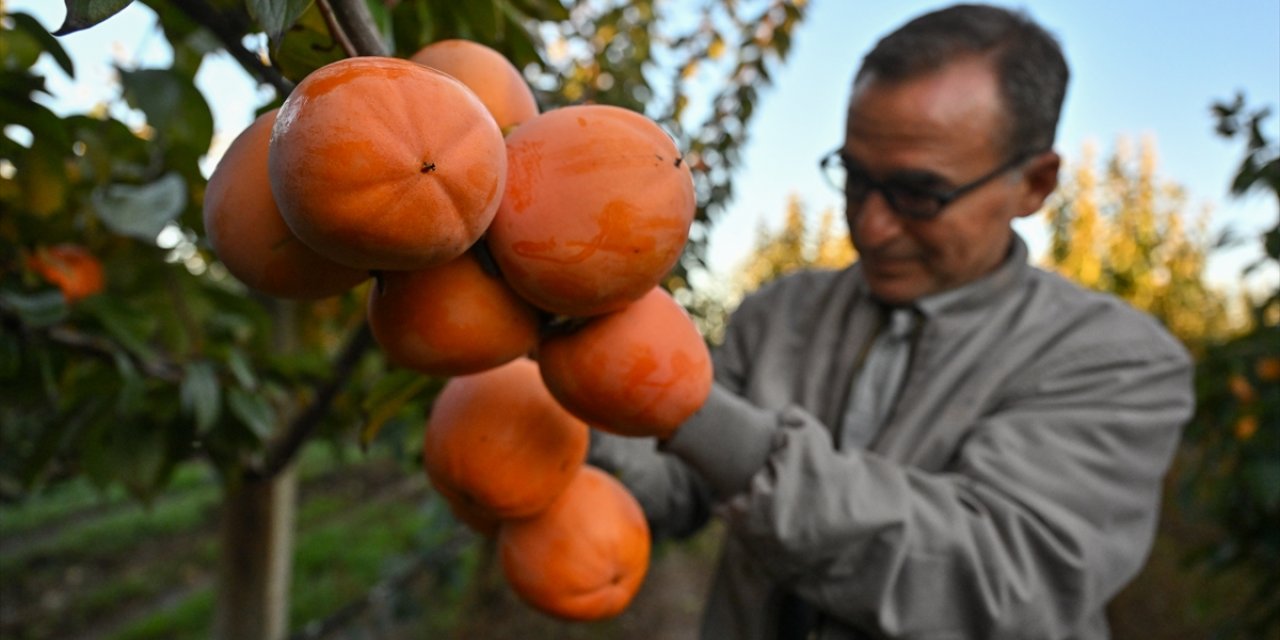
[167,0,295,96]
[248,321,376,481]
[324,0,390,57]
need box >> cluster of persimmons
[202,40,713,621]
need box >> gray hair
[854,3,1069,155]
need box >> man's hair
[854,3,1069,156]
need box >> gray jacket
[592,237,1194,639]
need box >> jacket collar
[890,233,1031,320]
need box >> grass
[99,479,443,639]
[0,464,213,537]
[0,481,222,575]
[1,442,443,640]
[108,588,215,640]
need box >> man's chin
[864,273,929,306]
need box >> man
[591,3,1194,639]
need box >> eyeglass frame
[818,146,1045,221]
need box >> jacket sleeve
[663,313,1195,637]
[585,283,783,539]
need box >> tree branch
[324,0,390,57]
[316,0,359,58]
[248,321,376,480]
[167,0,295,96]
[1,307,184,382]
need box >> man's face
[842,56,1058,305]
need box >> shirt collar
[890,233,1031,319]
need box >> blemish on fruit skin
[421,161,437,174]
[510,200,656,264]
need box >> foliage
[1176,95,1280,639]
[1043,136,1231,347]
[735,193,853,295]
[681,192,851,344]
[0,0,807,505]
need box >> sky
[8,0,1280,292]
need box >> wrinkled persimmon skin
[423,358,589,520]
[539,287,712,438]
[203,109,368,299]
[486,105,696,317]
[498,465,650,621]
[409,39,539,132]
[26,244,104,303]
[368,250,539,376]
[270,56,507,271]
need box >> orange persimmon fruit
[367,248,540,376]
[26,243,104,303]
[423,358,589,520]
[409,39,539,133]
[203,109,368,299]
[486,104,696,317]
[539,287,712,438]
[498,465,651,621]
[269,56,506,271]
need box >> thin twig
[325,0,390,57]
[167,0,295,96]
[0,307,184,382]
[315,0,358,58]
[249,321,376,480]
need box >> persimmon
[423,358,588,520]
[409,39,539,133]
[434,483,501,537]
[26,243,104,303]
[368,249,539,376]
[486,104,696,317]
[539,287,712,438]
[269,56,506,271]
[498,465,650,621]
[203,109,368,299]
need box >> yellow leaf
[708,36,725,60]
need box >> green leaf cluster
[1176,94,1280,639]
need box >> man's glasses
[818,148,1041,221]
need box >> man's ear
[1016,151,1061,218]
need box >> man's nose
[849,189,902,246]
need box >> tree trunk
[215,467,299,639]
[215,299,300,639]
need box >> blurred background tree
[1043,136,1231,346]
[1174,94,1279,639]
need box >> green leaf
[248,0,313,40]
[0,330,19,379]
[54,0,136,36]
[228,388,274,440]
[1245,460,1280,510]
[272,3,345,80]
[79,295,157,361]
[2,82,72,149]
[181,360,221,434]
[359,371,432,449]
[1,15,44,71]
[119,68,213,151]
[227,347,258,390]
[8,13,76,76]
[91,172,186,241]
[0,290,68,327]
